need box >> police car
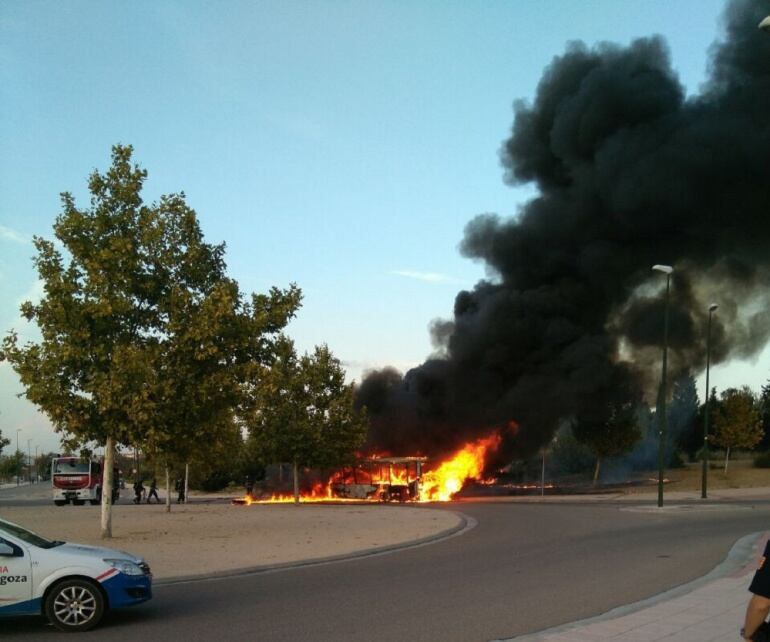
[0,517,152,632]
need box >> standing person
[175,477,185,504]
[245,475,254,499]
[742,539,770,640]
[146,478,160,504]
[132,478,145,505]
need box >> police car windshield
[0,519,62,549]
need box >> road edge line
[155,509,477,587]
[494,529,765,642]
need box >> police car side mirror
[0,543,15,556]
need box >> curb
[496,530,766,642]
[155,509,476,587]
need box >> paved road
[4,500,770,641]
[0,482,215,507]
[0,482,50,507]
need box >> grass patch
[622,459,770,494]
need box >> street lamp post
[27,439,32,484]
[652,264,673,508]
[15,429,21,486]
[701,303,718,499]
[540,434,558,497]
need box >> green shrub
[550,425,594,476]
[669,450,686,469]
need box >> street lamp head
[708,303,719,313]
[652,264,674,275]
[759,15,770,32]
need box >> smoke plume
[357,0,770,466]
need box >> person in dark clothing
[146,478,160,504]
[742,539,770,640]
[175,477,185,504]
[132,479,145,505]
[245,475,254,499]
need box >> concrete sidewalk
[0,481,32,491]
[500,526,768,642]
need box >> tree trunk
[184,463,189,505]
[165,466,171,513]
[293,461,300,505]
[592,457,601,486]
[100,436,115,539]
[724,447,730,474]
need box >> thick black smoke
[357,0,770,466]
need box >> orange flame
[234,430,505,505]
[418,433,501,502]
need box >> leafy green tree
[688,386,721,461]
[156,412,244,493]
[0,450,25,480]
[245,338,368,503]
[573,400,641,484]
[712,386,763,473]
[549,424,594,476]
[34,451,57,481]
[0,430,10,456]
[668,372,699,459]
[1,145,300,535]
[758,378,770,450]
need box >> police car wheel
[45,579,105,632]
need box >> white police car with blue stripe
[0,517,152,632]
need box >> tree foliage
[0,430,10,456]
[668,372,699,455]
[549,424,594,476]
[244,338,367,499]
[34,451,58,481]
[758,378,770,450]
[0,450,25,479]
[573,399,641,483]
[1,145,301,534]
[712,386,763,472]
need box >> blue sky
[1,0,767,453]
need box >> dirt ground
[0,501,461,580]
[623,459,770,494]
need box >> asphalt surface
[0,483,213,507]
[4,498,770,642]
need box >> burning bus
[329,456,427,502]
[236,432,502,505]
